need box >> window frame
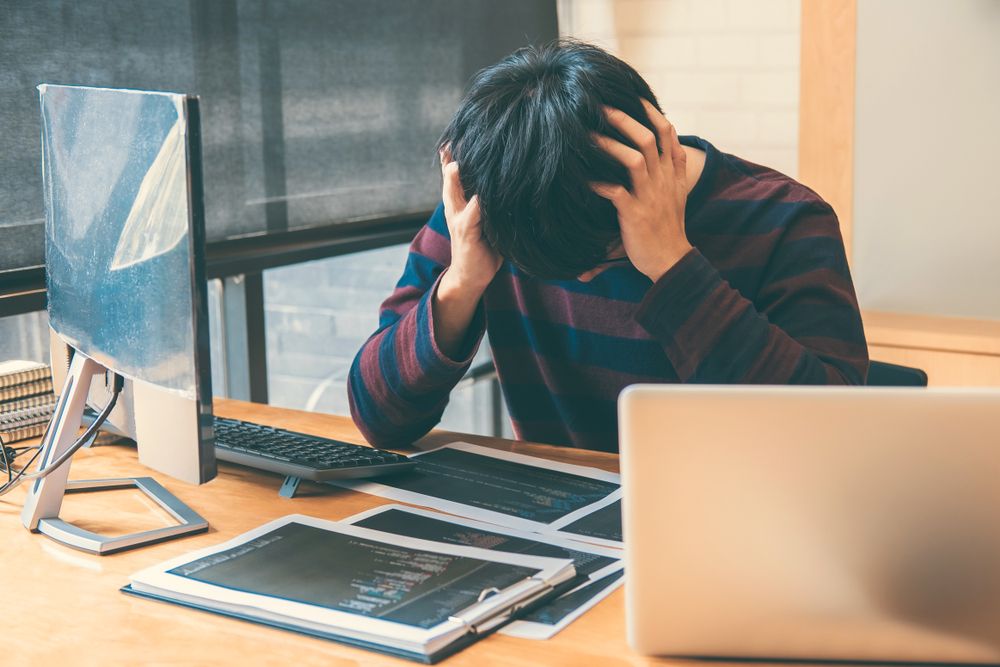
[0,211,429,402]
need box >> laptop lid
[619,385,1000,663]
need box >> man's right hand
[439,151,503,294]
[432,152,502,360]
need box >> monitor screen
[40,84,207,400]
[39,84,214,485]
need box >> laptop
[619,385,1000,664]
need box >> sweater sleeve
[634,202,868,384]
[347,204,487,447]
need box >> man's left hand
[591,100,692,282]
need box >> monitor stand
[20,353,208,555]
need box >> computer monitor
[21,84,215,554]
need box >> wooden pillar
[798,0,856,260]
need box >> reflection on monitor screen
[38,84,214,486]
[42,85,200,398]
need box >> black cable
[24,385,119,479]
[1,444,40,471]
[0,427,46,495]
[0,437,12,483]
[0,374,122,497]
[0,372,67,493]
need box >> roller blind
[0,0,558,271]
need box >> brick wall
[264,245,407,417]
[560,0,801,177]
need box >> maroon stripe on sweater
[758,269,858,311]
[492,346,670,393]
[739,328,804,382]
[357,328,418,429]
[381,285,428,318]
[792,336,869,361]
[410,225,452,266]
[488,275,652,339]
[669,281,751,380]
[393,303,426,388]
[824,362,856,383]
[697,214,841,267]
[713,166,825,205]
[694,231,782,271]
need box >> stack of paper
[126,441,625,662]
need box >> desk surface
[2,399,794,667]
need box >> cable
[1,444,11,466]
[0,374,122,497]
[0,422,49,495]
[20,386,118,480]
[1,438,12,483]
[0,444,41,472]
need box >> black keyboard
[213,416,416,481]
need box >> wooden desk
[1,399,779,666]
[864,310,1000,386]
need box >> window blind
[0,0,558,271]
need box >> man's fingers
[668,123,687,180]
[590,181,631,209]
[441,161,467,218]
[640,99,685,177]
[592,133,649,191]
[465,194,481,224]
[640,99,671,158]
[603,106,660,178]
[439,145,453,166]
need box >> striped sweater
[348,136,868,452]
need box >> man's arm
[347,206,483,447]
[431,156,502,358]
[592,101,867,384]
[634,205,868,384]
[348,157,502,447]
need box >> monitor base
[35,476,208,555]
[22,352,210,555]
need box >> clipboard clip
[450,577,554,635]
[477,586,501,602]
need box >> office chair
[866,360,928,387]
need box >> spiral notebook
[0,378,54,403]
[0,360,50,389]
[0,360,56,443]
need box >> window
[264,244,503,436]
[1,1,556,440]
[0,311,49,364]
[0,1,558,271]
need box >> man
[348,41,868,453]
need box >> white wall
[852,0,1000,321]
[560,0,801,177]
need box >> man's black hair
[438,39,664,280]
